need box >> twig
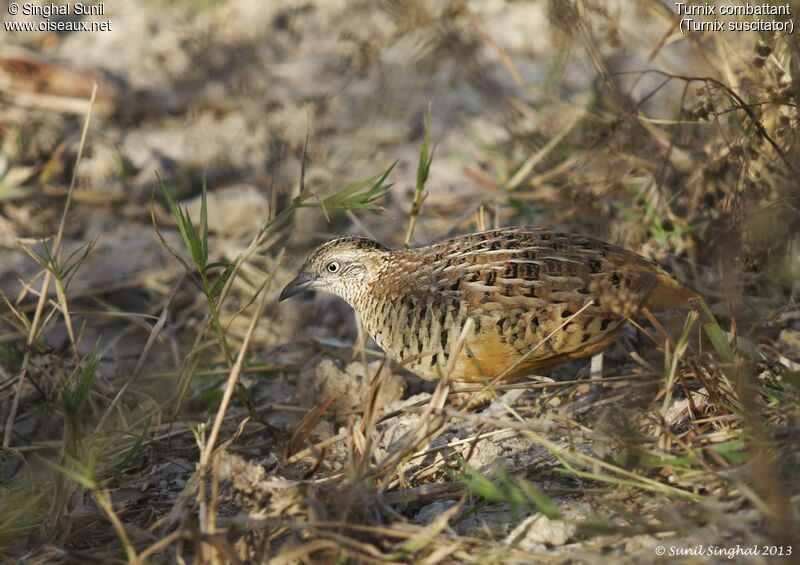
[95,489,138,563]
[134,530,184,564]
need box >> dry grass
[1,1,799,563]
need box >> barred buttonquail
[280,228,695,382]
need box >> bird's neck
[348,249,431,333]
[370,250,431,298]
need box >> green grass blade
[200,176,208,265]
[39,454,97,490]
[114,422,151,470]
[182,206,204,267]
[448,455,505,502]
[210,264,235,300]
[151,203,196,275]
[160,183,189,244]
[61,351,99,416]
[158,177,205,268]
[416,105,434,197]
[690,297,735,363]
[495,467,525,519]
[518,478,563,519]
[321,162,396,210]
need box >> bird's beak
[279,273,316,302]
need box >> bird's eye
[326,261,340,273]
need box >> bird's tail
[644,268,697,311]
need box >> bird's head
[279,236,390,304]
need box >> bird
[279,227,695,383]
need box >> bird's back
[357,228,693,382]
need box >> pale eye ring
[326,261,340,273]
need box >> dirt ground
[1,1,799,563]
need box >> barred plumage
[280,227,695,382]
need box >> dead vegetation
[1,1,799,563]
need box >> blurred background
[1,1,798,562]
